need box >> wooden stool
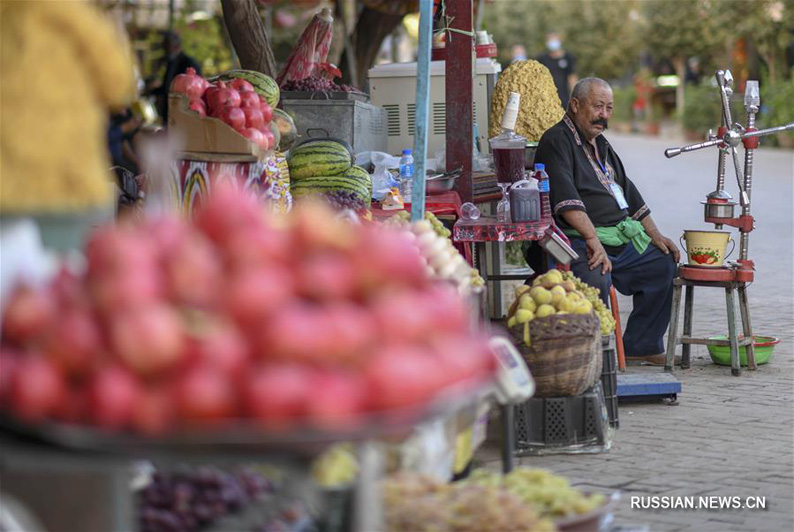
[664,277,756,376]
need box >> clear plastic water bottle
[534,163,551,220]
[398,149,414,198]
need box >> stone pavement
[476,134,794,531]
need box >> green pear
[550,285,567,306]
[574,300,594,315]
[536,304,556,318]
[529,286,552,305]
[516,308,534,324]
[519,295,537,312]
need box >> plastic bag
[361,151,401,200]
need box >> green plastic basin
[707,336,779,366]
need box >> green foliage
[482,0,642,80]
[761,75,794,141]
[681,83,743,135]
[611,85,636,125]
[640,0,724,65]
[715,0,794,82]
[174,17,234,77]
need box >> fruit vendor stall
[164,67,293,216]
[0,1,628,531]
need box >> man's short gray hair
[570,77,611,104]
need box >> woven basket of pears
[508,314,601,397]
[506,268,605,397]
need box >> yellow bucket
[681,230,735,267]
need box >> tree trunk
[674,56,686,119]
[220,0,277,77]
[339,6,404,88]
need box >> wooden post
[410,0,434,223]
[446,0,474,203]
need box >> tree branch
[340,6,404,88]
[220,0,277,77]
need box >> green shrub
[174,17,234,77]
[611,85,636,126]
[681,83,743,136]
[761,76,794,144]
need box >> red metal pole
[445,0,474,203]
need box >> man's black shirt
[535,116,650,254]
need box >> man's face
[570,85,613,141]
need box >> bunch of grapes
[561,271,616,335]
[138,466,275,532]
[322,191,368,214]
[281,78,363,94]
[424,212,452,238]
[382,472,554,532]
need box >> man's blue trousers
[569,238,677,358]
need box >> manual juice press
[662,69,794,375]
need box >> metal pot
[425,174,458,194]
[702,201,736,219]
[425,168,461,194]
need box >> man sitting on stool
[534,77,680,365]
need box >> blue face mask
[547,39,562,51]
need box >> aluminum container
[280,99,387,155]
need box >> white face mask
[547,39,562,51]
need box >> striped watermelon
[209,70,280,108]
[288,141,352,180]
[344,165,372,198]
[290,175,369,201]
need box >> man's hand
[650,233,681,263]
[641,215,681,263]
[585,236,612,274]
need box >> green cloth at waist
[564,218,651,255]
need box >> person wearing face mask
[147,30,202,123]
[533,77,680,365]
[536,32,577,109]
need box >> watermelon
[272,109,298,151]
[344,165,372,198]
[209,70,280,108]
[288,141,353,180]
[290,175,369,201]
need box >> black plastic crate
[514,383,610,455]
[601,335,619,428]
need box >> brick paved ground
[476,134,794,531]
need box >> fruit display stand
[453,215,555,318]
[0,184,505,532]
[167,94,292,216]
[0,372,494,531]
[170,156,291,216]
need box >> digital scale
[488,336,535,472]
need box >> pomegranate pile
[171,68,276,151]
[0,187,493,436]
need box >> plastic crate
[601,335,619,428]
[514,383,611,455]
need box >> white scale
[488,336,535,473]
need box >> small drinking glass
[496,182,511,223]
[461,202,481,220]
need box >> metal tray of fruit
[0,374,494,458]
[280,91,369,102]
[555,491,621,532]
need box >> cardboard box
[167,94,269,159]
